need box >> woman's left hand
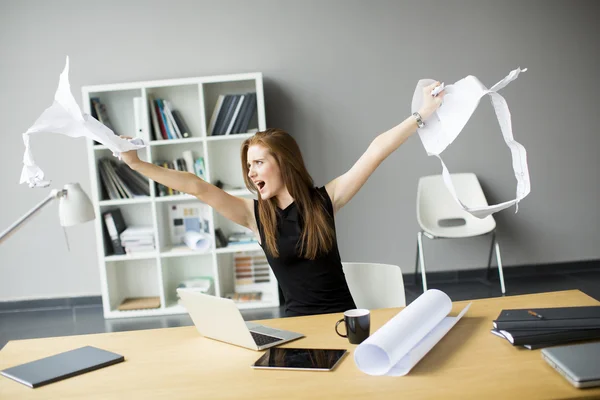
[419,81,445,120]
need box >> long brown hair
[241,129,334,260]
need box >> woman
[121,82,444,316]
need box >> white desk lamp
[0,183,95,246]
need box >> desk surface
[1,290,599,399]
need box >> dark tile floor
[1,266,599,351]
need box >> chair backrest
[416,173,496,238]
[342,262,406,309]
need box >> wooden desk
[1,290,599,399]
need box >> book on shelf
[154,152,206,196]
[120,226,155,254]
[209,92,257,136]
[225,292,263,303]
[147,95,192,140]
[227,230,258,245]
[176,277,214,303]
[234,252,270,287]
[98,158,150,200]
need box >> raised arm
[325,82,444,214]
[121,149,256,232]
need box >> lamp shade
[59,183,95,227]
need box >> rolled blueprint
[354,289,470,376]
[183,231,210,251]
[412,68,530,219]
[20,56,147,188]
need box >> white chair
[415,173,505,294]
[342,262,406,309]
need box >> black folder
[0,346,124,388]
[493,306,600,330]
[492,328,600,346]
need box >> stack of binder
[491,306,600,349]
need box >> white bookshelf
[82,72,279,319]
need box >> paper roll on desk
[354,289,471,376]
[183,231,210,251]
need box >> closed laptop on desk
[0,346,124,388]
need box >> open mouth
[256,181,265,191]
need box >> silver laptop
[542,341,600,388]
[177,289,304,351]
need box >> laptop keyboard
[251,331,282,346]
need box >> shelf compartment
[106,258,161,313]
[205,138,248,190]
[203,79,260,137]
[87,88,142,139]
[155,200,213,253]
[161,254,216,308]
[146,84,203,140]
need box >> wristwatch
[412,112,425,128]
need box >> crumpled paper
[412,68,530,219]
[20,56,146,188]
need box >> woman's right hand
[119,136,141,167]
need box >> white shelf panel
[226,189,253,196]
[105,252,158,262]
[205,133,254,142]
[160,248,213,258]
[154,194,197,203]
[236,300,279,310]
[149,137,205,146]
[94,145,109,150]
[99,197,152,207]
[105,304,188,319]
[215,243,262,254]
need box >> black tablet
[251,348,348,371]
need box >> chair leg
[495,240,506,295]
[486,231,496,280]
[417,231,428,292]
[414,238,420,286]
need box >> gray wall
[0,0,598,301]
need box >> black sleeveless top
[254,187,356,317]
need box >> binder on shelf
[102,209,127,255]
[133,96,144,137]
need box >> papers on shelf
[20,56,147,188]
[354,289,470,376]
[411,68,530,219]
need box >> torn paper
[412,68,530,219]
[20,56,147,188]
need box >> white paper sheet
[353,289,471,376]
[411,68,530,219]
[20,56,147,188]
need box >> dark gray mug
[335,309,370,344]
